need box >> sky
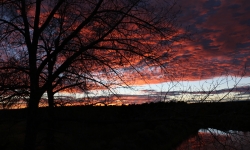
[72,0,250,105]
[1,0,249,108]
[152,0,250,81]
[176,0,250,81]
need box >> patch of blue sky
[66,76,250,103]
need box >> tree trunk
[23,54,41,150]
[47,86,55,150]
[46,58,56,150]
[23,93,40,150]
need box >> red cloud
[112,0,250,86]
[139,0,250,84]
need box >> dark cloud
[108,0,250,85]
[158,0,250,81]
[152,91,182,96]
[55,0,250,87]
[178,86,250,95]
[203,0,221,9]
[101,94,162,104]
[140,89,157,93]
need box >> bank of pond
[0,101,250,149]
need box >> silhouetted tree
[0,57,29,109]
[0,0,185,149]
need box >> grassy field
[0,101,250,150]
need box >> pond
[176,128,250,150]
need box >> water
[177,128,250,150]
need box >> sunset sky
[72,0,250,104]
[1,0,250,107]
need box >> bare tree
[0,0,185,149]
[0,56,29,109]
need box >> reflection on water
[177,128,250,150]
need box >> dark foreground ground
[0,101,250,150]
